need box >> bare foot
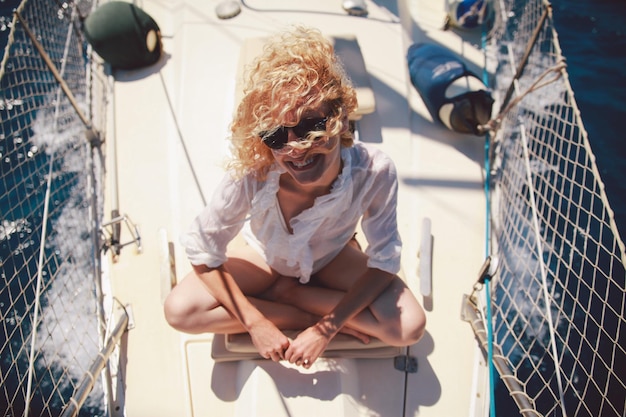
[339,326,370,344]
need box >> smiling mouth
[288,154,320,170]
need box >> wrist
[315,316,340,338]
[242,310,269,332]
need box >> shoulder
[213,169,262,206]
[348,142,397,176]
[219,167,271,190]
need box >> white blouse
[181,141,402,284]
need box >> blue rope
[481,6,497,416]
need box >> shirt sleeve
[361,151,402,275]
[180,172,253,267]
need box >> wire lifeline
[477,60,567,135]
[518,120,568,417]
[23,152,55,417]
[478,1,563,137]
[477,9,566,416]
[14,10,95,134]
[59,304,130,417]
[22,5,79,415]
[476,20,565,416]
[480,13,567,416]
[475,7,559,415]
[480,14,497,417]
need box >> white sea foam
[27,101,105,412]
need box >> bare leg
[262,244,425,346]
[164,246,317,334]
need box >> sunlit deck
[104,1,488,415]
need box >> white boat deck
[104,0,488,415]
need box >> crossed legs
[164,243,425,347]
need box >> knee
[163,292,192,331]
[404,300,427,345]
[383,304,427,347]
[386,317,426,347]
[403,313,426,346]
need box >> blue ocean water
[551,0,626,237]
[493,3,626,415]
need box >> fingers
[285,352,317,369]
[258,335,322,368]
[261,338,291,362]
[292,357,313,368]
[290,357,313,368]
[266,349,313,368]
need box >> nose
[286,127,301,141]
[282,128,309,156]
[284,145,308,158]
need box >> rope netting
[469,0,626,416]
[0,0,112,416]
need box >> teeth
[292,157,314,168]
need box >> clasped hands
[249,319,369,368]
[249,321,331,368]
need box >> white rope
[456,0,489,27]
[23,139,55,417]
[0,4,20,80]
[518,119,569,417]
[478,59,567,135]
[23,7,76,416]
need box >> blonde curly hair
[228,26,358,179]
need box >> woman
[164,26,425,368]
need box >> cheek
[316,136,339,154]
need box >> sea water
[551,0,626,238]
[1,1,105,415]
[493,2,626,414]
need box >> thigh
[311,243,370,291]
[312,243,422,325]
[224,245,281,295]
[313,242,412,299]
[173,245,279,305]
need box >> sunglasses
[260,117,328,151]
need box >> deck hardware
[123,304,135,330]
[418,217,433,297]
[394,355,418,373]
[215,1,241,19]
[100,211,142,259]
[159,229,177,303]
[342,0,368,16]
[464,256,499,320]
[60,305,130,417]
[476,255,498,285]
[461,295,537,415]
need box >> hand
[248,319,290,362]
[284,323,333,368]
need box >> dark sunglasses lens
[261,128,288,149]
[292,117,327,137]
[261,117,327,150]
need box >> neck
[280,173,334,198]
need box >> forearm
[192,264,265,330]
[316,268,394,337]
